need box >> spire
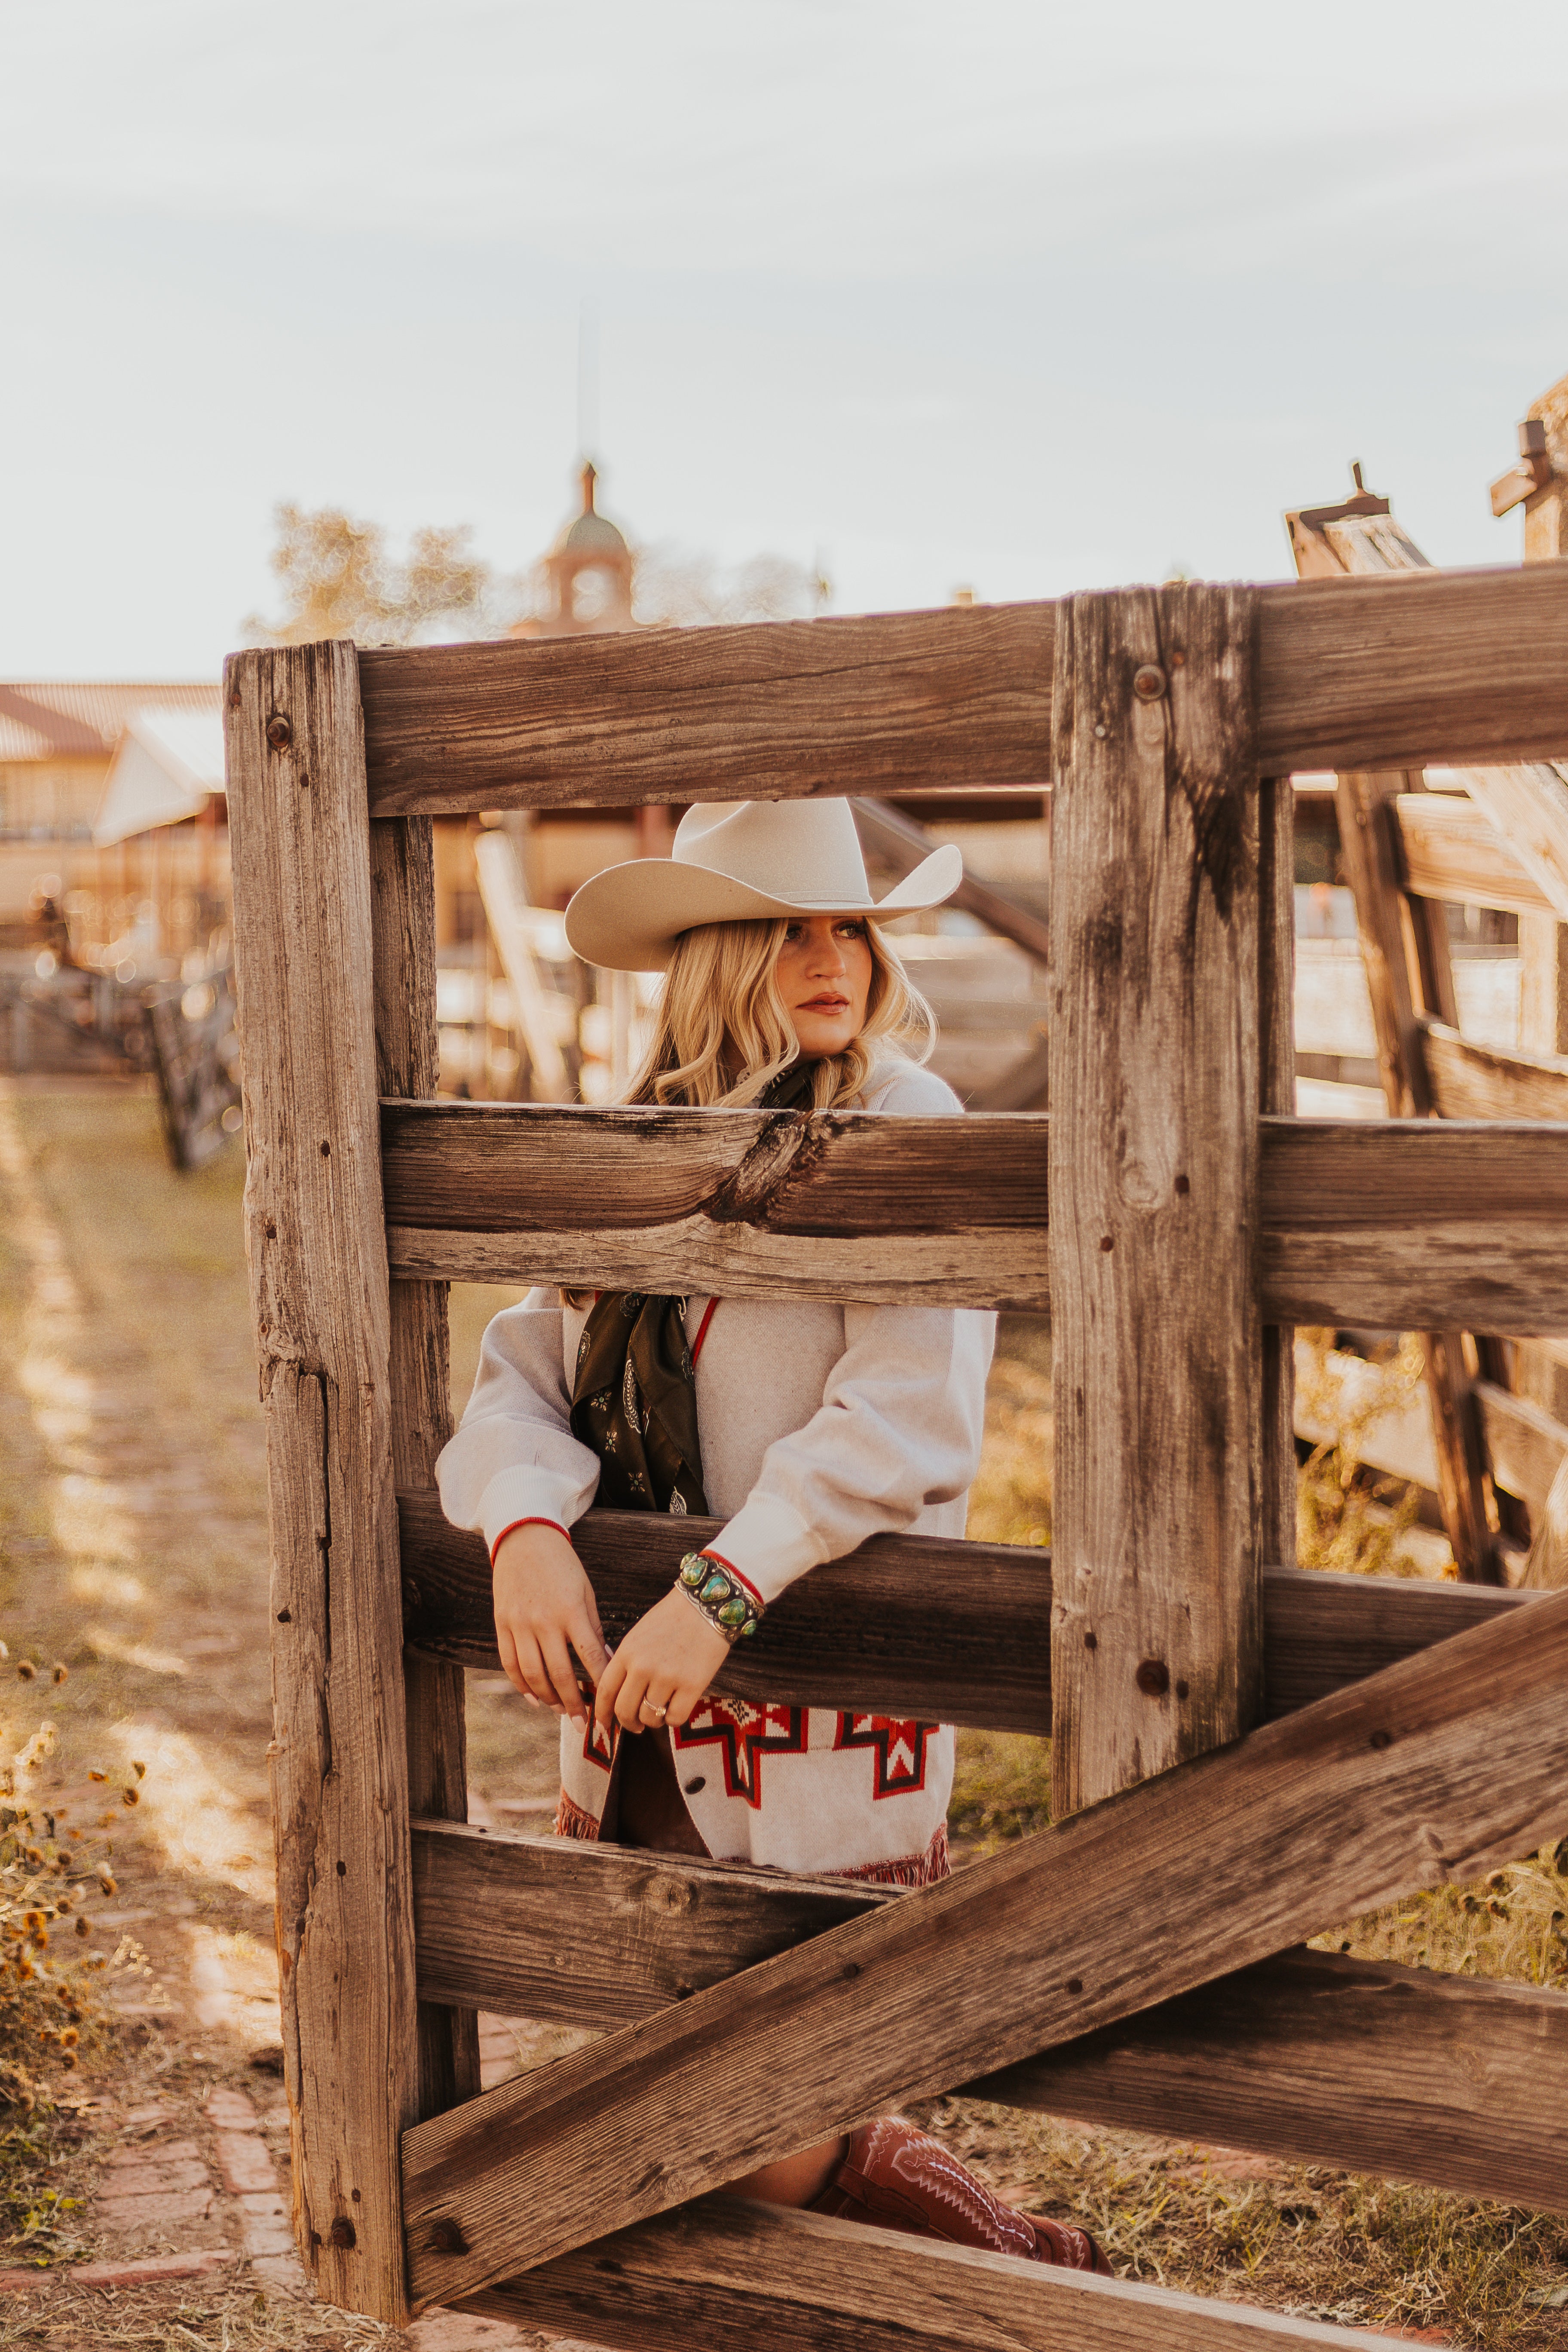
[579,459,599,516]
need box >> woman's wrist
[674,1550,766,1644]
[490,1515,571,1568]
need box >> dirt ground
[1,1076,1564,2350]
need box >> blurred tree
[245,504,504,646]
[245,500,830,645]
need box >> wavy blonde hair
[624,915,934,1110]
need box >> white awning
[94,706,227,846]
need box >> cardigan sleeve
[708,1061,996,1605]
[433,1287,601,1558]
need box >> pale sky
[5,0,1568,676]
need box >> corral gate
[224,569,1568,2346]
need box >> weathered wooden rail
[225,561,1568,2342]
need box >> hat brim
[564,842,964,972]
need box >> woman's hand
[594,1584,730,1739]
[492,1523,610,1725]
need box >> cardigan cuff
[475,1467,590,1564]
[707,1493,821,1606]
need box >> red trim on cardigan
[690,1297,719,1365]
[490,1516,572,1568]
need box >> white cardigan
[435,1059,995,1878]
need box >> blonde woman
[436,798,1108,2272]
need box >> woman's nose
[806,926,846,974]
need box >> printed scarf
[569,1058,821,1510]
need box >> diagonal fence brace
[402,1574,1568,2307]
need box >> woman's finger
[594,1648,628,1736]
[540,1632,587,1725]
[663,1679,706,1730]
[570,1610,611,1685]
[496,1622,539,1705]
[613,1663,652,1732]
[513,1632,560,1712]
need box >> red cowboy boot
[809,2118,1112,2273]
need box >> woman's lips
[800,995,850,1011]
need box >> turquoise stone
[680,1557,705,1589]
[700,1574,732,1607]
[717,1597,747,1628]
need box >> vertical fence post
[369,814,483,2117]
[226,642,416,2323]
[1259,774,1297,1572]
[1049,584,1263,1816]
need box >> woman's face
[775,915,874,1057]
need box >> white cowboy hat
[564,798,963,973]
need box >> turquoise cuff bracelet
[676,1551,765,1643]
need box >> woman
[436,797,1108,2272]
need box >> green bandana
[569,1058,821,1513]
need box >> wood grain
[360,603,1057,816]
[412,1821,894,2024]
[1421,1018,1568,1119]
[369,815,480,2124]
[466,2198,1422,2352]
[968,1945,1568,2214]
[384,1102,1568,1328]
[1256,558,1568,773]
[382,1097,1048,1308]
[412,1823,1567,2214]
[1048,584,1262,1814]
[225,645,414,2322]
[1259,1117,1568,1332]
[398,1494,1529,1723]
[398,1494,1054,1732]
[1259,775,1296,1568]
[352,566,1568,820]
[401,1571,1568,2303]
[1393,791,1553,918]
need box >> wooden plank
[225,644,414,2323]
[385,1102,1568,1328]
[398,1493,1528,1722]
[1453,764,1568,925]
[1419,1018,1568,1119]
[1475,1379,1568,1519]
[1519,907,1568,1056]
[381,1099,1046,1234]
[1259,1116,1568,1331]
[413,1824,1568,2214]
[1048,584,1262,1814]
[401,1579,1568,2300]
[1289,516,1498,1580]
[466,2198,1422,2352]
[354,566,1568,820]
[1393,791,1553,918]
[850,794,1050,963]
[472,829,570,1102]
[1259,776,1296,1569]
[399,1494,1053,1732]
[412,1821,893,2024]
[361,603,1057,817]
[382,1097,1049,1309]
[369,815,480,2125]
[969,1944,1568,2215]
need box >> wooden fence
[1289,487,1568,1581]
[224,565,1568,2347]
